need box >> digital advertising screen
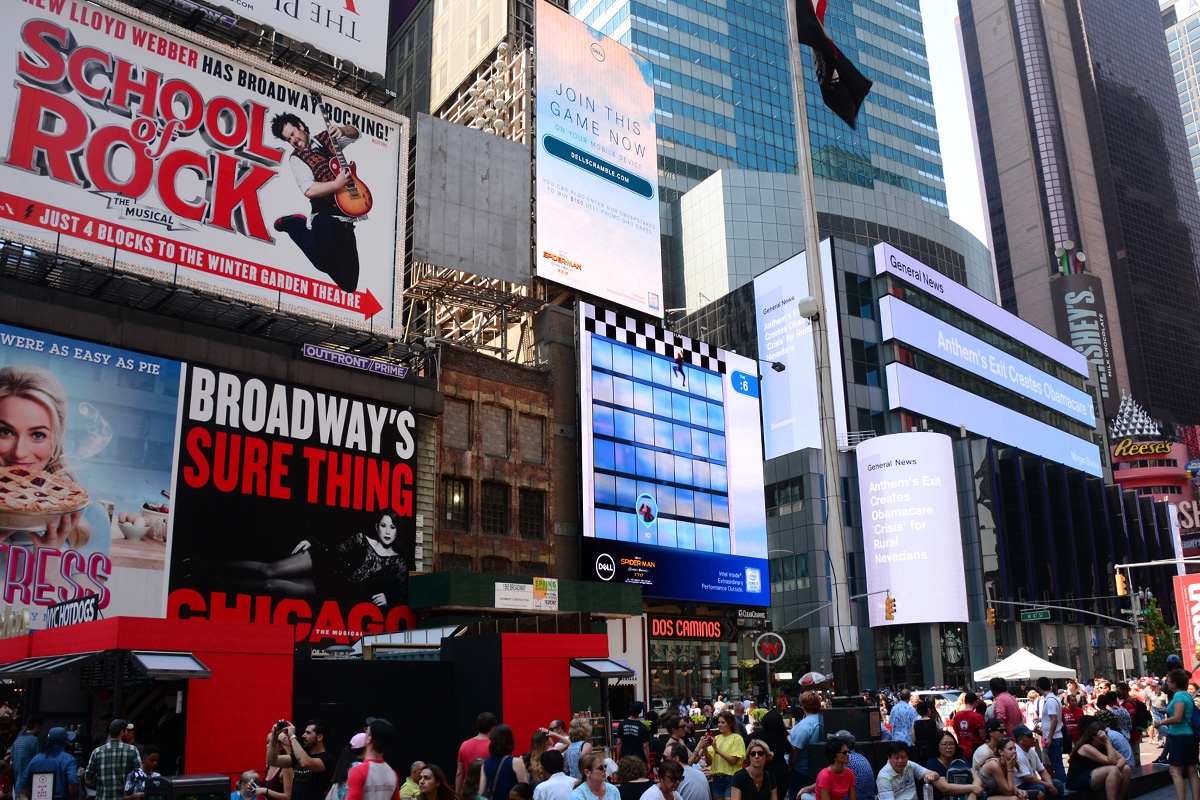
[753,239,847,459]
[855,432,968,626]
[535,2,663,317]
[874,242,1087,376]
[0,5,407,331]
[879,296,1095,427]
[579,303,768,606]
[885,362,1104,477]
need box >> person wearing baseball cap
[21,727,79,800]
[971,719,1007,770]
[1012,725,1064,800]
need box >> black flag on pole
[796,0,873,129]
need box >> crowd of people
[8,661,1200,800]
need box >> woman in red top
[813,739,856,800]
[1062,693,1086,741]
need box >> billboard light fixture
[796,296,819,319]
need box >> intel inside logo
[596,553,616,581]
[746,568,762,593]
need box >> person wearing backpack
[1117,683,1150,765]
[1034,678,1064,782]
[923,732,982,800]
[1152,668,1200,800]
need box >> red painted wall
[12,618,294,777]
[500,633,607,748]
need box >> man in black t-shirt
[616,701,651,763]
[268,720,337,800]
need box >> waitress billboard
[0,323,181,628]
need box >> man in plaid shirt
[84,720,140,800]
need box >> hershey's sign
[1051,274,1119,417]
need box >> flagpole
[783,0,859,687]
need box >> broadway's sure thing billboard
[579,303,769,605]
[856,432,968,626]
[535,1,663,317]
[167,366,419,645]
[0,4,406,329]
[0,323,182,628]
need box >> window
[483,405,509,457]
[481,556,510,574]
[442,477,469,531]
[519,489,546,539]
[520,415,545,464]
[481,481,509,535]
[444,399,471,450]
[765,477,805,517]
[440,554,473,572]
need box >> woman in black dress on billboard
[179,508,410,607]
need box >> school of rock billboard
[0,322,419,645]
[0,2,407,330]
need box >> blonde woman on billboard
[0,364,93,550]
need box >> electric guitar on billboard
[310,91,373,218]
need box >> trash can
[145,774,231,800]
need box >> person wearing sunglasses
[731,740,777,800]
[570,753,615,800]
[662,717,694,765]
[797,739,856,800]
[640,760,685,800]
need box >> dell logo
[596,553,616,581]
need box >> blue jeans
[1018,779,1066,800]
[1044,738,1065,780]
[788,771,809,800]
[711,774,733,799]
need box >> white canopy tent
[973,647,1076,682]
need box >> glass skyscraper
[1164,0,1200,198]
[960,0,1200,425]
[567,0,957,307]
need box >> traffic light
[987,606,996,626]
[1116,571,1128,596]
[885,595,896,620]
[1145,634,1155,653]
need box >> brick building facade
[436,343,558,575]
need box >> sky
[917,0,989,246]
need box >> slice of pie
[0,467,89,514]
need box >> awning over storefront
[569,658,635,680]
[0,650,210,680]
[0,652,104,678]
[130,651,211,680]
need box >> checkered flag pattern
[581,303,726,375]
